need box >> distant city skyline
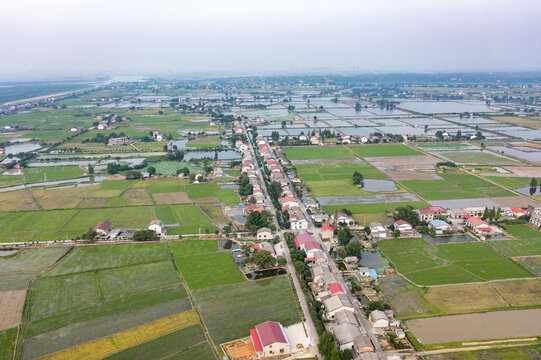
[1,0,540,78]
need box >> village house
[328,283,345,295]
[320,225,334,240]
[464,216,492,235]
[393,220,413,235]
[148,219,164,235]
[298,134,308,141]
[323,294,355,320]
[341,135,352,144]
[310,135,320,145]
[429,219,451,234]
[107,137,129,146]
[250,321,291,358]
[332,211,354,226]
[418,208,435,221]
[254,242,276,256]
[369,222,389,239]
[290,211,308,230]
[333,323,362,351]
[369,310,389,328]
[511,207,530,218]
[256,227,273,240]
[464,207,485,217]
[93,221,112,236]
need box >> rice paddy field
[283,146,355,160]
[378,238,533,286]
[6,240,300,359]
[347,144,423,157]
[401,171,516,200]
[0,178,238,241]
[322,201,426,215]
[490,225,541,257]
[430,150,522,166]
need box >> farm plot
[24,166,85,183]
[364,155,440,181]
[0,248,68,273]
[194,276,300,344]
[402,172,515,200]
[175,252,245,290]
[0,290,26,331]
[35,310,199,360]
[322,201,426,215]
[379,239,532,286]
[490,225,541,257]
[0,189,38,211]
[431,150,522,166]
[0,328,17,360]
[347,144,423,158]
[169,240,219,257]
[155,204,215,234]
[283,146,355,160]
[485,176,533,189]
[152,192,191,205]
[186,135,220,149]
[0,175,23,188]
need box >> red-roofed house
[465,216,492,235]
[93,221,112,236]
[418,208,434,221]
[295,233,314,248]
[281,196,298,208]
[428,206,446,216]
[250,321,290,357]
[511,208,530,218]
[321,225,334,240]
[328,283,344,295]
[394,220,413,235]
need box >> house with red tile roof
[250,321,290,357]
[328,283,344,295]
[321,225,334,239]
[93,221,112,236]
[394,220,413,234]
[465,216,492,235]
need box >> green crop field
[46,243,170,276]
[24,165,85,183]
[490,225,541,257]
[0,175,23,188]
[347,144,423,157]
[195,276,300,344]
[414,142,476,150]
[402,172,515,200]
[0,248,68,272]
[0,328,17,360]
[432,150,522,166]
[379,238,532,286]
[175,252,245,290]
[322,201,426,215]
[485,176,533,188]
[169,240,219,257]
[186,135,220,149]
[155,204,216,234]
[283,146,355,160]
[102,324,210,360]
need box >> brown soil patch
[0,190,37,211]
[0,289,26,331]
[291,158,362,165]
[491,196,540,208]
[365,155,441,180]
[121,189,153,206]
[223,337,256,360]
[107,174,126,180]
[77,198,109,208]
[425,284,507,312]
[491,279,541,307]
[501,166,541,177]
[492,116,541,129]
[153,192,191,205]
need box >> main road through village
[244,123,388,359]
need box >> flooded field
[317,192,419,205]
[407,308,541,344]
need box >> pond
[4,142,41,154]
[360,251,386,272]
[219,240,240,251]
[220,184,239,190]
[515,186,541,196]
[246,268,287,280]
[361,179,398,192]
[422,233,476,244]
[0,176,108,193]
[0,249,18,257]
[184,151,240,161]
[398,100,496,114]
[407,308,541,344]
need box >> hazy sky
[1,0,540,76]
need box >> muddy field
[152,192,192,205]
[491,196,540,208]
[317,192,420,205]
[290,158,362,165]
[364,155,441,180]
[501,166,541,177]
[0,289,26,330]
[407,308,541,344]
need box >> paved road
[269,145,388,360]
[243,125,321,359]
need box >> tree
[223,224,232,235]
[352,171,364,185]
[271,131,280,141]
[424,124,428,133]
[337,227,351,246]
[240,244,253,257]
[80,229,97,240]
[435,130,443,139]
[106,162,120,174]
[341,349,353,360]
[393,230,401,238]
[393,206,420,226]
[125,171,142,180]
[364,226,371,235]
[147,166,156,176]
[253,250,276,268]
[133,230,159,241]
[278,257,287,266]
[345,240,362,258]
[355,102,362,111]
[482,207,489,220]
[456,130,462,140]
[531,178,538,188]
[488,207,496,220]
[87,164,94,174]
[336,247,347,259]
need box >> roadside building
[369,222,389,239]
[418,208,435,222]
[320,225,334,239]
[250,321,290,357]
[148,219,163,234]
[93,221,112,236]
[332,211,354,225]
[323,294,355,320]
[369,310,389,328]
[290,211,308,230]
[393,220,413,235]
[254,242,276,256]
[333,323,362,351]
[464,216,492,235]
[256,227,273,240]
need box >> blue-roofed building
[429,219,451,234]
[369,269,378,278]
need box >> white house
[148,219,163,234]
[332,212,354,226]
[369,310,389,328]
[393,220,413,234]
[323,294,355,320]
[290,211,308,230]
[333,323,362,351]
[257,227,273,240]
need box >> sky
[1,0,540,77]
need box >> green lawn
[379,238,532,286]
[283,146,355,160]
[0,328,18,360]
[323,201,426,215]
[194,276,300,344]
[24,166,85,183]
[402,172,515,200]
[175,252,245,290]
[347,144,423,157]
